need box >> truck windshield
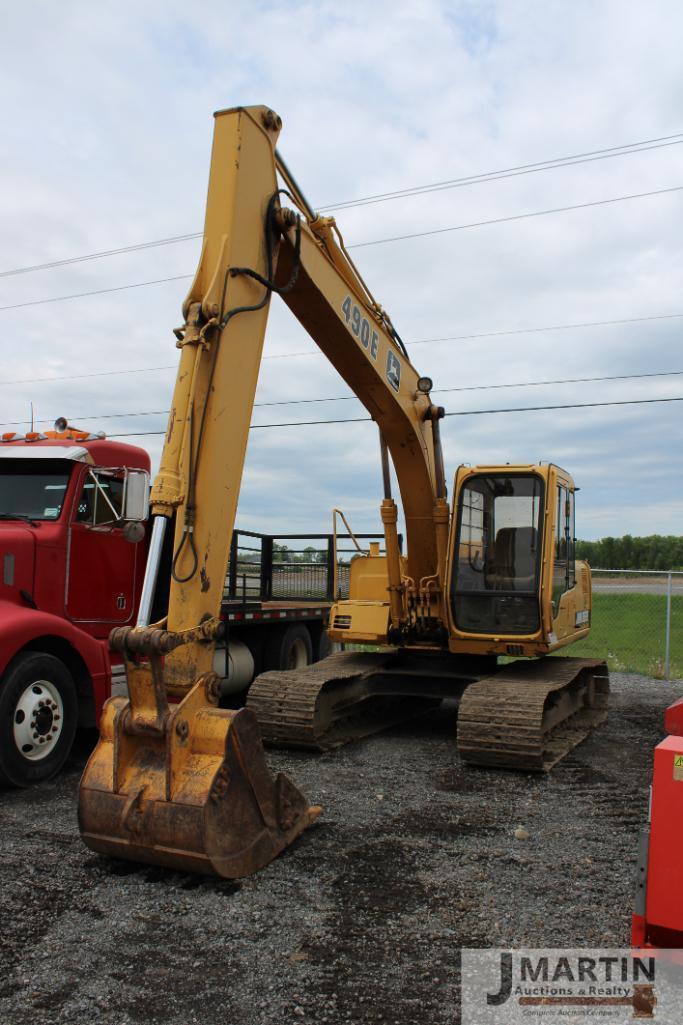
[0,459,72,521]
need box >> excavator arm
[149,104,447,683]
[79,104,447,877]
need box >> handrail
[332,508,368,601]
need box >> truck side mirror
[122,469,150,522]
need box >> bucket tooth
[78,676,320,878]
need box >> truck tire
[263,624,313,672]
[0,653,78,788]
[314,626,333,663]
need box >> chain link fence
[568,569,683,680]
[223,540,683,681]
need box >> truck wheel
[0,653,78,788]
[264,625,313,672]
[314,627,333,663]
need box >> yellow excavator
[79,105,608,878]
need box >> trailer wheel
[0,653,78,788]
[264,624,313,672]
[314,626,333,663]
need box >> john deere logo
[386,351,401,392]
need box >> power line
[445,396,683,416]
[408,310,683,346]
[206,309,683,361]
[324,136,683,211]
[0,365,179,388]
[7,366,678,427]
[2,183,680,317]
[0,274,191,313]
[0,234,201,280]
[1,309,682,388]
[254,367,683,406]
[348,184,683,250]
[95,394,683,438]
[2,131,681,279]
[1,409,170,427]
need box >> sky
[0,0,682,543]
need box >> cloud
[0,0,682,549]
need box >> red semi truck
[0,423,346,787]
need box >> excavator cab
[447,463,592,657]
[447,463,608,771]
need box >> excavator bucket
[79,665,320,878]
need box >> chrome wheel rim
[13,679,63,761]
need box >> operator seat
[485,526,538,591]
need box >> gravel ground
[1,672,681,1025]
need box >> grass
[565,593,683,680]
[332,591,683,682]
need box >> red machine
[0,421,336,788]
[632,695,683,947]
[0,424,151,786]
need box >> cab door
[65,467,140,636]
[550,482,579,640]
[447,466,545,638]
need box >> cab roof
[0,435,150,471]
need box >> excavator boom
[79,106,324,878]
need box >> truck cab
[0,427,149,785]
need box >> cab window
[451,474,544,635]
[454,475,543,594]
[553,485,575,613]
[0,459,71,520]
[77,473,124,525]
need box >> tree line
[272,542,327,565]
[267,538,683,571]
[576,535,683,571]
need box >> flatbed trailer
[209,529,392,693]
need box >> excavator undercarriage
[248,650,609,771]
